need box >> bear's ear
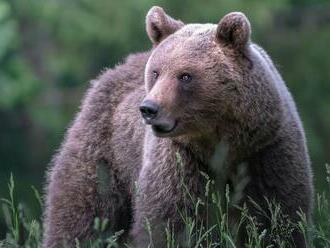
[146,6,184,45]
[216,12,251,50]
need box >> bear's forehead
[175,23,217,37]
[151,24,220,63]
[169,23,218,49]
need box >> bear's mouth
[151,121,177,136]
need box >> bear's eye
[152,70,159,80]
[178,73,192,83]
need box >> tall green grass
[1,165,330,248]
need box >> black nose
[139,100,159,120]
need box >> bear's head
[140,6,281,145]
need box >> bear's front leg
[242,139,313,248]
[131,134,203,248]
[43,155,131,248]
[43,159,98,248]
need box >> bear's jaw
[151,120,178,137]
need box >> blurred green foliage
[0,0,329,238]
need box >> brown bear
[43,6,314,248]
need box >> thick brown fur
[43,7,313,248]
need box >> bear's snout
[139,99,159,121]
[139,99,177,136]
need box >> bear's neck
[170,134,244,196]
[172,133,240,168]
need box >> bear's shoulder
[92,51,151,88]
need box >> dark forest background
[0,0,329,237]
